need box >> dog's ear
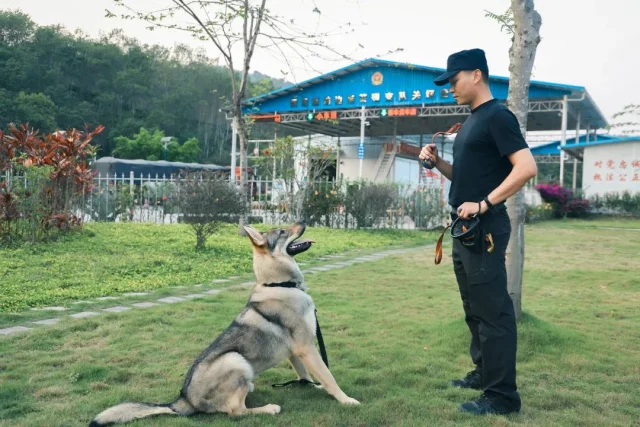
[243,226,266,246]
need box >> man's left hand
[456,201,487,219]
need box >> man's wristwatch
[483,196,494,212]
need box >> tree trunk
[505,0,542,321]
[236,115,250,232]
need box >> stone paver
[205,289,222,295]
[71,311,100,319]
[0,326,32,335]
[103,306,131,313]
[183,294,206,299]
[158,297,186,304]
[122,292,149,297]
[212,279,229,283]
[132,302,157,308]
[30,306,67,312]
[97,296,118,301]
[32,318,61,326]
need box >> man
[419,48,537,415]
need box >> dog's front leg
[299,347,359,405]
[289,356,315,383]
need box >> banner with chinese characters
[582,141,640,197]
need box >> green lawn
[0,223,436,313]
[0,218,638,426]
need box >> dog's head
[242,221,314,285]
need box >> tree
[14,92,57,133]
[112,127,165,160]
[113,127,202,162]
[486,1,542,320]
[107,0,363,231]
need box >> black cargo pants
[451,204,521,409]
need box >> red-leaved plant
[0,123,103,243]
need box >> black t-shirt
[448,99,529,207]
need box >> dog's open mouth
[287,237,314,256]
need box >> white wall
[582,141,640,198]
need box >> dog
[89,221,359,426]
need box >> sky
[3,0,639,126]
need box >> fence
[1,171,450,230]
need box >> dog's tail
[89,396,195,426]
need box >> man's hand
[456,201,488,219]
[419,143,438,164]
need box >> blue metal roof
[530,135,617,155]
[245,58,585,106]
[240,58,608,136]
[562,136,640,150]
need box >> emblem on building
[371,71,383,86]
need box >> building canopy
[240,58,608,137]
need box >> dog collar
[262,281,299,288]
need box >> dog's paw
[263,404,281,415]
[339,396,360,405]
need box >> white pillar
[359,106,365,179]
[559,95,568,187]
[230,117,238,183]
[572,111,581,192]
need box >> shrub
[0,124,101,243]
[303,181,343,227]
[534,183,590,218]
[525,203,554,223]
[178,170,247,251]
[344,181,397,229]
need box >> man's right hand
[419,143,439,165]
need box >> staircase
[374,143,397,182]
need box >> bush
[0,124,101,244]
[525,203,555,223]
[303,181,343,227]
[178,170,247,251]
[405,185,448,229]
[590,191,640,215]
[344,181,397,229]
[534,183,590,218]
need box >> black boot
[459,393,521,415]
[450,369,482,390]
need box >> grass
[0,222,436,313]
[0,218,638,426]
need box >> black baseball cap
[434,48,489,86]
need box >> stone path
[1,245,432,337]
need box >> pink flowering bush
[534,183,590,218]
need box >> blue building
[235,58,608,188]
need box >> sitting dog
[89,221,359,426]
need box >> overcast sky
[3,0,639,125]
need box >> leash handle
[434,223,451,265]
[421,123,462,170]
